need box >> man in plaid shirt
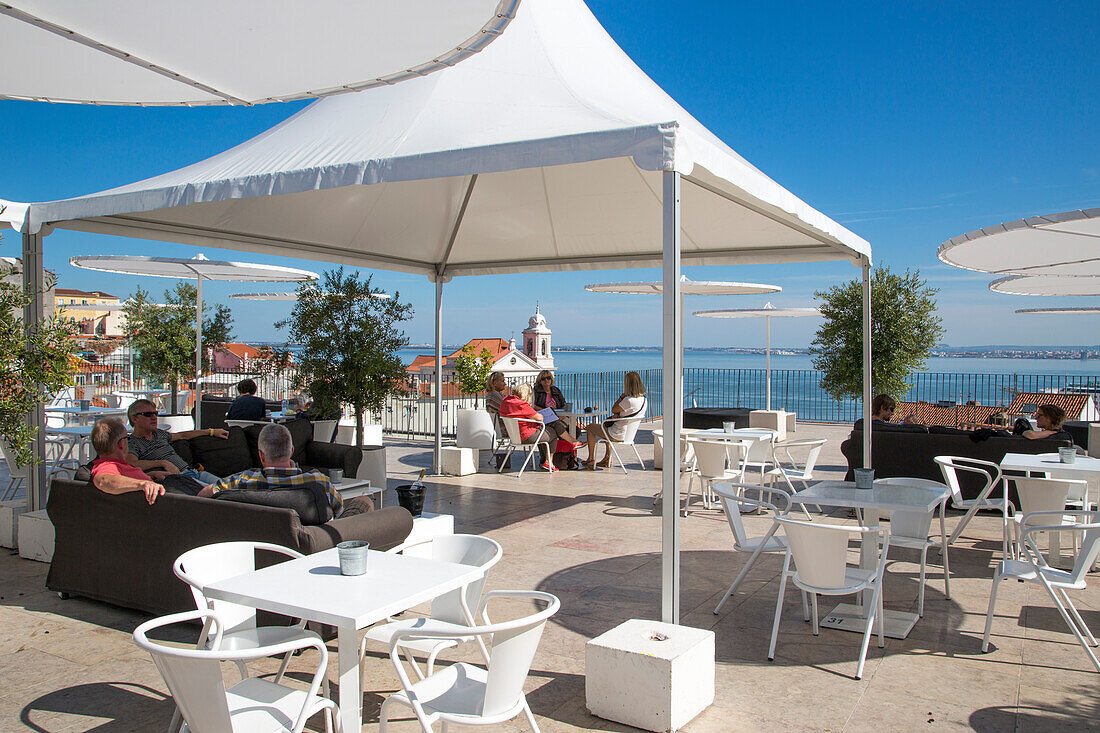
[198,423,347,518]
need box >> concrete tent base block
[586,619,714,732]
[0,500,26,548]
[441,447,478,476]
[750,410,788,441]
[17,509,53,562]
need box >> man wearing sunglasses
[126,399,226,486]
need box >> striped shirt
[209,465,343,518]
[127,428,189,471]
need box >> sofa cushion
[927,425,971,436]
[213,484,333,525]
[285,418,313,464]
[171,438,194,466]
[853,418,928,433]
[188,427,252,478]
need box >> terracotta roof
[895,401,1003,427]
[1007,392,1092,419]
[418,382,467,398]
[447,338,510,362]
[221,343,260,360]
[74,358,121,374]
[55,288,117,299]
[406,354,442,372]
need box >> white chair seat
[739,535,788,553]
[793,566,877,595]
[226,677,331,733]
[996,558,1084,589]
[386,662,511,721]
[364,617,468,656]
[215,626,318,654]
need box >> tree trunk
[169,376,178,417]
[355,403,364,449]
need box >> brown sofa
[46,479,413,616]
[841,426,1074,503]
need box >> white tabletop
[1001,452,1100,475]
[46,406,127,415]
[266,411,302,421]
[45,425,95,436]
[114,389,170,397]
[789,480,945,513]
[204,547,483,629]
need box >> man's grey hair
[92,417,129,456]
[127,398,157,425]
[258,423,294,461]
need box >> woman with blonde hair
[498,383,580,471]
[580,371,647,469]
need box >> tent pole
[862,261,872,469]
[661,170,682,625]
[195,275,203,427]
[765,316,772,411]
[433,279,443,475]
[22,231,47,512]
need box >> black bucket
[395,484,426,517]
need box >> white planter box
[586,619,714,732]
[17,509,54,562]
[441,447,478,476]
[456,409,495,450]
[749,410,787,441]
[0,500,25,548]
[334,421,383,447]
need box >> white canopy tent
[939,208,1100,277]
[1015,306,1100,315]
[5,0,873,628]
[0,0,518,106]
[989,274,1100,297]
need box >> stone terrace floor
[2,422,1098,731]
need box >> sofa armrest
[298,506,414,554]
[305,440,362,476]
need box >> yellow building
[55,288,123,337]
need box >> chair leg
[522,697,541,733]
[1041,582,1100,672]
[631,445,646,471]
[917,545,928,618]
[768,552,792,660]
[947,501,984,546]
[940,506,951,601]
[1056,588,1099,647]
[981,573,1004,652]
[810,594,819,635]
[608,443,628,475]
[713,530,776,614]
[856,584,881,680]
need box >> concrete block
[652,433,664,470]
[335,421,383,446]
[785,411,797,434]
[749,410,787,441]
[441,446,478,476]
[17,509,54,562]
[1089,423,1100,459]
[403,512,456,557]
[0,500,26,548]
[586,619,714,732]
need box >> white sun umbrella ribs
[69,254,318,425]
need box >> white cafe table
[789,479,948,639]
[45,425,95,463]
[556,409,607,436]
[204,547,484,733]
[45,406,128,423]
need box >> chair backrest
[712,482,788,549]
[617,414,644,445]
[481,591,560,717]
[690,438,747,479]
[174,390,191,414]
[133,610,233,732]
[416,534,503,625]
[792,438,827,477]
[0,438,27,477]
[934,455,1000,503]
[46,386,77,409]
[174,541,303,636]
[875,477,949,540]
[499,416,524,444]
[1018,510,1100,583]
[733,430,773,465]
[776,516,888,590]
[1013,476,1081,518]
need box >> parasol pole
[195,275,203,427]
[765,315,772,410]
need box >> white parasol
[989,274,1100,297]
[70,254,317,424]
[1,0,518,106]
[229,291,390,300]
[938,208,1100,277]
[693,303,821,410]
[1015,307,1100,315]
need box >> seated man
[89,417,166,505]
[1017,403,1073,441]
[226,378,267,420]
[854,394,921,429]
[198,423,357,517]
[126,399,227,485]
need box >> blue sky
[1,0,1097,348]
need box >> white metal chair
[764,437,826,518]
[133,609,341,733]
[982,510,1100,673]
[361,534,503,684]
[0,437,77,501]
[651,430,697,511]
[173,542,317,682]
[1007,476,1087,558]
[379,590,560,733]
[733,429,775,482]
[935,455,1009,546]
[497,416,550,478]
[684,437,748,511]
[769,517,890,680]
[875,477,951,617]
[592,413,647,474]
[712,482,808,616]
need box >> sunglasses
[133,411,159,418]
[541,377,553,381]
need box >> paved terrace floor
[2,422,1098,731]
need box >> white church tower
[522,304,555,370]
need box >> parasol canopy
[229,291,390,300]
[693,303,821,410]
[989,274,1100,297]
[585,277,780,296]
[1015,306,1100,315]
[938,208,1100,277]
[1,0,518,106]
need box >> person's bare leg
[582,425,599,467]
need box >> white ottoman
[586,619,714,732]
[749,410,787,441]
[17,509,54,562]
[441,446,478,476]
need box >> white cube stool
[17,509,54,562]
[785,411,797,434]
[586,619,714,732]
[749,410,787,441]
[441,446,478,476]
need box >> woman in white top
[580,371,647,470]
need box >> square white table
[45,406,127,424]
[333,477,383,508]
[45,425,96,463]
[789,479,947,639]
[204,547,484,733]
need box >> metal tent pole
[765,315,772,411]
[195,275,203,427]
[433,279,443,475]
[22,231,47,512]
[661,170,682,624]
[862,261,872,468]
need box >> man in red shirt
[90,417,166,505]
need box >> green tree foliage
[810,266,944,401]
[277,268,413,447]
[122,282,233,413]
[0,263,77,467]
[451,344,494,408]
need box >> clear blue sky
[1,0,1097,348]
